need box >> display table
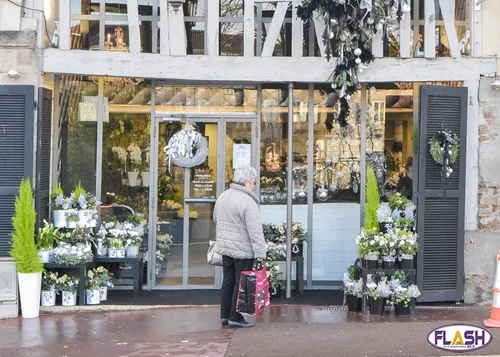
[269,256,304,296]
[95,255,144,294]
[43,262,94,306]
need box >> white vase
[62,291,77,306]
[38,250,50,263]
[117,249,126,258]
[127,171,139,186]
[41,290,56,307]
[66,219,77,228]
[78,209,95,227]
[86,289,100,305]
[99,286,108,301]
[108,249,117,258]
[141,172,150,187]
[18,272,42,318]
[53,210,67,228]
[126,245,139,257]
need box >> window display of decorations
[176,208,199,219]
[41,271,59,307]
[36,220,61,263]
[85,269,101,305]
[343,265,363,312]
[263,222,307,260]
[126,143,142,186]
[94,266,114,301]
[51,241,94,265]
[260,176,286,203]
[163,123,209,173]
[57,274,79,306]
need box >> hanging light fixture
[167,0,185,13]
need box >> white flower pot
[41,290,56,307]
[66,219,77,228]
[86,289,100,305]
[141,172,150,187]
[18,272,42,318]
[117,249,126,258]
[99,286,108,301]
[121,178,129,185]
[78,210,95,227]
[108,249,117,258]
[126,245,139,257]
[62,291,77,306]
[127,171,139,186]
[38,249,50,263]
[53,210,67,228]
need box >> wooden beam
[59,0,70,50]
[261,2,289,57]
[43,49,497,83]
[438,0,461,58]
[400,10,411,58]
[160,0,169,55]
[206,0,219,56]
[292,1,303,58]
[169,4,187,55]
[312,11,326,58]
[424,0,436,58]
[244,0,255,57]
[127,0,141,54]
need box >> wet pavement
[1,305,500,357]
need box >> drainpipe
[286,82,294,299]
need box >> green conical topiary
[10,179,44,273]
[364,166,380,231]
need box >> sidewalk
[1,305,500,357]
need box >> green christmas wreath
[428,130,459,178]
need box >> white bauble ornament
[355,58,362,64]
[367,17,374,25]
[354,48,362,56]
[379,19,385,24]
[388,26,394,32]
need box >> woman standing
[213,164,267,328]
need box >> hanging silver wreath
[163,123,208,173]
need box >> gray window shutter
[36,88,52,229]
[417,85,467,302]
[0,85,35,256]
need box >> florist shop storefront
[53,76,467,301]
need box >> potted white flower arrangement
[51,183,71,228]
[51,241,94,265]
[112,146,128,184]
[365,273,392,315]
[147,231,173,275]
[343,265,363,312]
[388,271,421,316]
[126,143,142,186]
[379,233,398,269]
[85,269,100,305]
[72,183,99,228]
[65,208,79,229]
[376,202,393,234]
[395,230,419,269]
[124,215,146,257]
[266,263,283,299]
[355,230,381,269]
[95,266,114,301]
[36,221,61,263]
[41,271,59,307]
[57,274,79,306]
[109,237,125,258]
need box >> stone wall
[464,77,500,304]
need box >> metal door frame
[149,112,257,289]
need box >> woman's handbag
[207,240,223,266]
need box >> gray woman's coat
[213,184,267,259]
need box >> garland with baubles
[297,0,410,130]
[429,130,459,178]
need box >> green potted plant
[10,178,44,318]
[50,183,69,228]
[66,210,79,229]
[57,274,79,306]
[109,237,124,258]
[36,221,61,263]
[95,266,114,301]
[41,271,59,307]
[343,265,363,312]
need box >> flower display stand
[95,255,144,295]
[43,262,93,306]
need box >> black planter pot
[399,258,414,270]
[346,294,362,312]
[369,297,386,315]
[383,261,396,269]
[269,284,283,300]
[292,243,303,257]
[394,303,410,316]
[363,259,378,269]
